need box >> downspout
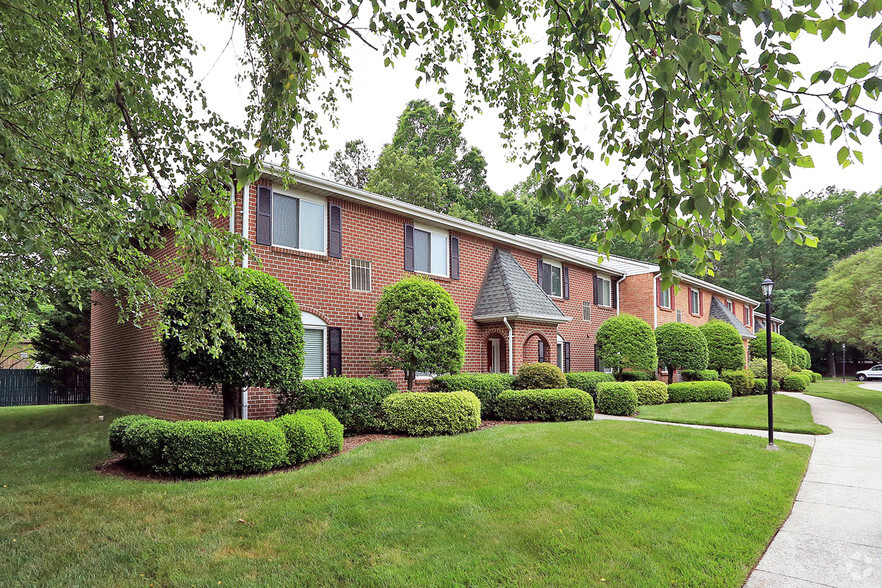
[503,316,514,375]
[233,180,251,419]
[652,272,660,328]
[615,275,627,316]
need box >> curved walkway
[745,392,882,587]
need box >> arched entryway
[523,332,551,364]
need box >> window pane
[272,194,299,248]
[601,279,611,306]
[299,200,325,252]
[303,328,325,379]
[431,232,447,275]
[413,229,430,273]
[557,343,563,369]
[551,266,562,297]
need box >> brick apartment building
[91,165,778,421]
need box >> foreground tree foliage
[655,323,709,384]
[161,267,304,419]
[595,314,658,378]
[3,0,880,352]
[806,246,882,359]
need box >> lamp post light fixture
[842,342,847,384]
[762,278,777,451]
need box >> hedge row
[781,373,808,392]
[382,390,481,436]
[427,373,515,419]
[496,388,594,422]
[720,370,755,397]
[276,377,396,434]
[752,379,781,394]
[112,410,343,476]
[681,369,719,382]
[596,382,638,416]
[667,381,733,403]
[630,381,668,405]
[619,370,657,382]
[565,371,615,402]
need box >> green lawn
[805,378,882,422]
[0,404,810,587]
[636,394,832,435]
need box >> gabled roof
[709,296,756,339]
[517,235,655,277]
[473,249,569,324]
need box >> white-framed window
[350,259,371,292]
[743,306,753,327]
[556,335,565,371]
[272,189,326,254]
[540,259,563,298]
[413,225,449,277]
[596,276,612,307]
[583,301,591,321]
[659,287,671,309]
[301,311,327,379]
[676,309,682,322]
[690,289,701,315]
[726,299,734,313]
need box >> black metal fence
[0,370,90,407]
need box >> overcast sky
[189,8,882,198]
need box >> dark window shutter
[611,279,618,308]
[256,185,272,246]
[328,204,342,258]
[538,340,546,363]
[537,259,544,290]
[450,236,460,280]
[564,342,571,372]
[563,267,570,299]
[593,275,599,305]
[594,344,600,372]
[542,263,552,295]
[656,277,662,307]
[328,327,342,376]
[404,224,414,271]
[670,286,676,311]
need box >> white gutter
[615,275,627,316]
[229,182,236,233]
[241,386,249,420]
[652,272,661,328]
[503,317,514,375]
[241,182,250,269]
[474,313,572,324]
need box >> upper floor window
[271,190,326,254]
[539,259,563,298]
[743,306,752,327]
[726,299,734,313]
[595,276,612,307]
[658,284,672,309]
[583,301,591,321]
[413,225,448,277]
[690,288,701,315]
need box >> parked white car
[856,365,882,381]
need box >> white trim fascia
[473,313,573,325]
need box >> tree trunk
[667,368,674,385]
[222,383,241,420]
[406,370,414,391]
[825,341,836,378]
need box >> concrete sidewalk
[745,392,882,587]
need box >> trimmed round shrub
[163,420,288,476]
[749,331,794,367]
[790,365,802,372]
[428,373,515,419]
[121,418,172,469]
[630,381,668,405]
[272,413,330,465]
[749,357,789,383]
[667,381,733,403]
[681,369,719,382]
[595,314,658,376]
[699,320,746,373]
[496,389,594,421]
[620,370,657,382]
[798,347,812,370]
[277,377,396,435]
[383,391,481,436]
[109,415,154,453]
[720,369,755,397]
[596,382,638,416]
[655,322,709,382]
[753,378,781,394]
[514,362,567,390]
[810,371,822,383]
[565,371,615,403]
[794,372,813,387]
[782,373,808,392]
[294,409,344,453]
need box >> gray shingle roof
[473,249,568,323]
[709,296,756,339]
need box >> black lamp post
[842,343,847,383]
[762,278,777,451]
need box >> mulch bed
[95,421,537,483]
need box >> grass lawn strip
[636,394,832,435]
[804,378,882,422]
[0,404,810,587]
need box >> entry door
[490,339,501,373]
